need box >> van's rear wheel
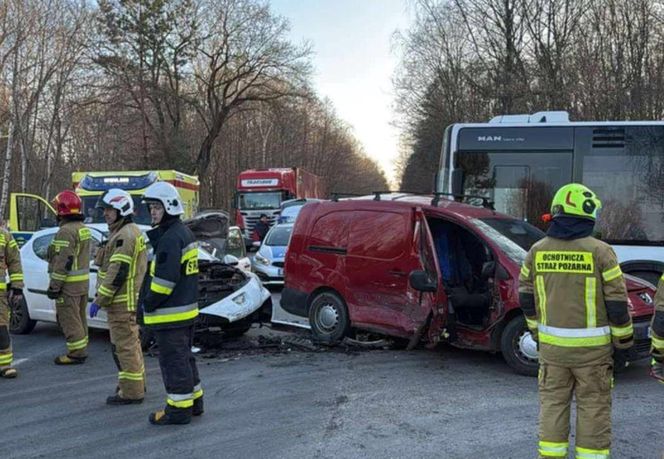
[308,291,349,344]
[501,315,539,377]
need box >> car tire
[225,324,252,338]
[9,296,36,335]
[501,315,539,377]
[308,291,349,344]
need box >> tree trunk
[0,121,14,219]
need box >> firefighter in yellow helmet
[650,274,664,383]
[519,183,634,459]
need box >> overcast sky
[269,0,412,185]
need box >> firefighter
[141,182,202,425]
[47,190,92,365]
[519,183,634,459]
[0,225,24,378]
[89,189,148,404]
[651,274,664,383]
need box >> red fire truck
[235,168,325,241]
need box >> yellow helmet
[550,183,602,220]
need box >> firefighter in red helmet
[48,190,92,364]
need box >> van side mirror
[409,270,437,293]
[481,261,496,280]
[451,169,464,195]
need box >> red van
[281,194,655,375]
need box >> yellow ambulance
[8,170,199,245]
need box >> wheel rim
[515,329,539,363]
[315,301,339,334]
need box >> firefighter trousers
[108,308,145,400]
[55,294,88,358]
[0,294,12,368]
[538,361,613,459]
[154,325,201,421]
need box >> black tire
[139,326,156,351]
[9,296,36,334]
[308,291,349,344]
[225,324,252,338]
[500,315,539,377]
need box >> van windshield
[81,196,151,225]
[471,218,544,264]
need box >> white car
[252,223,293,285]
[9,225,271,337]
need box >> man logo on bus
[477,135,501,141]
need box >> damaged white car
[10,212,270,339]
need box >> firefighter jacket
[143,217,199,328]
[95,218,148,311]
[0,229,23,292]
[47,219,91,296]
[651,275,664,362]
[519,235,634,367]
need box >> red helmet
[52,190,82,217]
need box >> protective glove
[10,288,23,300]
[46,289,61,300]
[650,358,664,384]
[89,302,102,318]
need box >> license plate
[634,325,651,340]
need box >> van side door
[414,210,448,344]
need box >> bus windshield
[81,195,152,226]
[451,125,664,245]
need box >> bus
[437,111,664,285]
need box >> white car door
[21,228,106,329]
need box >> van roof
[323,193,509,221]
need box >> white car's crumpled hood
[198,271,270,322]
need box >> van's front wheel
[308,291,349,344]
[501,315,539,377]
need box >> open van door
[8,193,57,246]
[412,209,448,347]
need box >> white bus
[437,111,664,285]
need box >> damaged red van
[281,193,655,376]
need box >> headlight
[254,253,270,265]
[232,293,247,305]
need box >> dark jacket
[252,221,271,242]
[143,218,199,329]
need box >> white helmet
[142,182,184,216]
[96,188,134,217]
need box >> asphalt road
[1,292,662,459]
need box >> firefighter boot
[650,358,664,384]
[54,354,86,365]
[149,406,192,425]
[193,396,204,416]
[0,367,17,378]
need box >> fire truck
[234,168,325,240]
